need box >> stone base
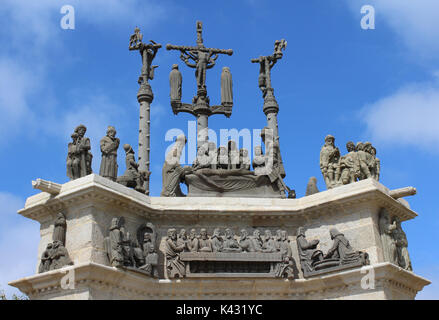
[9,262,429,300]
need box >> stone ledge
[18,174,417,223]
[9,262,430,300]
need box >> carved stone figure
[305,177,319,196]
[379,209,398,265]
[117,144,145,193]
[66,133,79,180]
[164,228,186,278]
[211,228,223,252]
[161,134,192,197]
[320,135,341,189]
[217,146,229,170]
[170,64,182,102]
[239,148,251,170]
[187,229,199,252]
[222,228,242,253]
[355,142,372,180]
[251,229,264,252]
[393,217,412,271]
[38,243,53,273]
[177,229,188,250]
[139,232,158,277]
[99,126,120,181]
[49,240,73,270]
[67,125,92,180]
[193,145,210,170]
[108,217,125,268]
[275,230,295,278]
[263,230,277,253]
[207,141,218,170]
[221,66,233,107]
[53,212,67,246]
[323,228,363,265]
[239,229,254,252]
[252,146,266,174]
[339,141,360,185]
[228,140,239,170]
[364,142,380,181]
[198,228,213,252]
[296,227,323,274]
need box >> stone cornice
[9,262,430,299]
[18,174,418,223]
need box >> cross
[166,21,234,147]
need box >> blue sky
[0,0,438,299]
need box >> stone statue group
[320,135,380,189]
[164,227,295,279]
[105,217,158,277]
[38,213,73,273]
[66,124,146,193]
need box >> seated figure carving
[222,228,242,253]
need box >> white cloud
[361,76,439,151]
[348,0,439,57]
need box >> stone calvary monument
[9,21,430,300]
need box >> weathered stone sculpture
[239,148,251,170]
[222,228,242,253]
[117,144,145,193]
[38,243,53,273]
[66,125,92,180]
[379,208,398,265]
[187,229,199,252]
[217,146,229,170]
[252,146,266,175]
[393,217,412,271]
[228,140,240,170]
[320,135,340,189]
[99,126,120,181]
[263,230,277,253]
[296,227,323,275]
[355,142,372,180]
[198,228,213,252]
[137,223,158,277]
[275,230,295,278]
[49,240,73,271]
[107,217,125,268]
[161,134,193,197]
[211,228,223,252]
[251,229,264,252]
[164,228,186,278]
[305,177,319,196]
[53,212,66,245]
[221,66,233,107]
[323,228,364,265]
[238,229,254,252]
[170,64,182,103]
[339,141,360,185]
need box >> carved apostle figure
[228,140,240,170]
[74,124,93,177]
[355,142,372,180]
[221,66,233,107]
[222,228,242,253]
[161,134,192,197]
[365,142,380,181]
[239,148,251,171]
[207,141,218,170]
[169,64,182,102]
[164,228,186,278]
[117,144,145,193]
[339,141,361,185]
[251,229,264,252]
[252,146,266,174]
[198,228,213,252]
[67,133,80,180]
[239,229,254,252]
[53,212,67,246]
[99,126,120,181]
[211,228,223,252]
[263,230,277,253]
[187,228,199,252]
[296,227,323,274]
[323,228,362,265]
[393,217,413,271]
[217,146,229,170]
[275,230,295,278]
[177,229,188,251]
[379,209,398,265]
[192,145,210,170]
[320,135,340,189]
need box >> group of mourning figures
[105,218,159,277]
[161,128,291,198]
[66,124,146,192]
[320,135,380,189]
[38,213,73,273]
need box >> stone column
[137,81,153,195]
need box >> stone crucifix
[129,26,162,195]
[166,21,234,148]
